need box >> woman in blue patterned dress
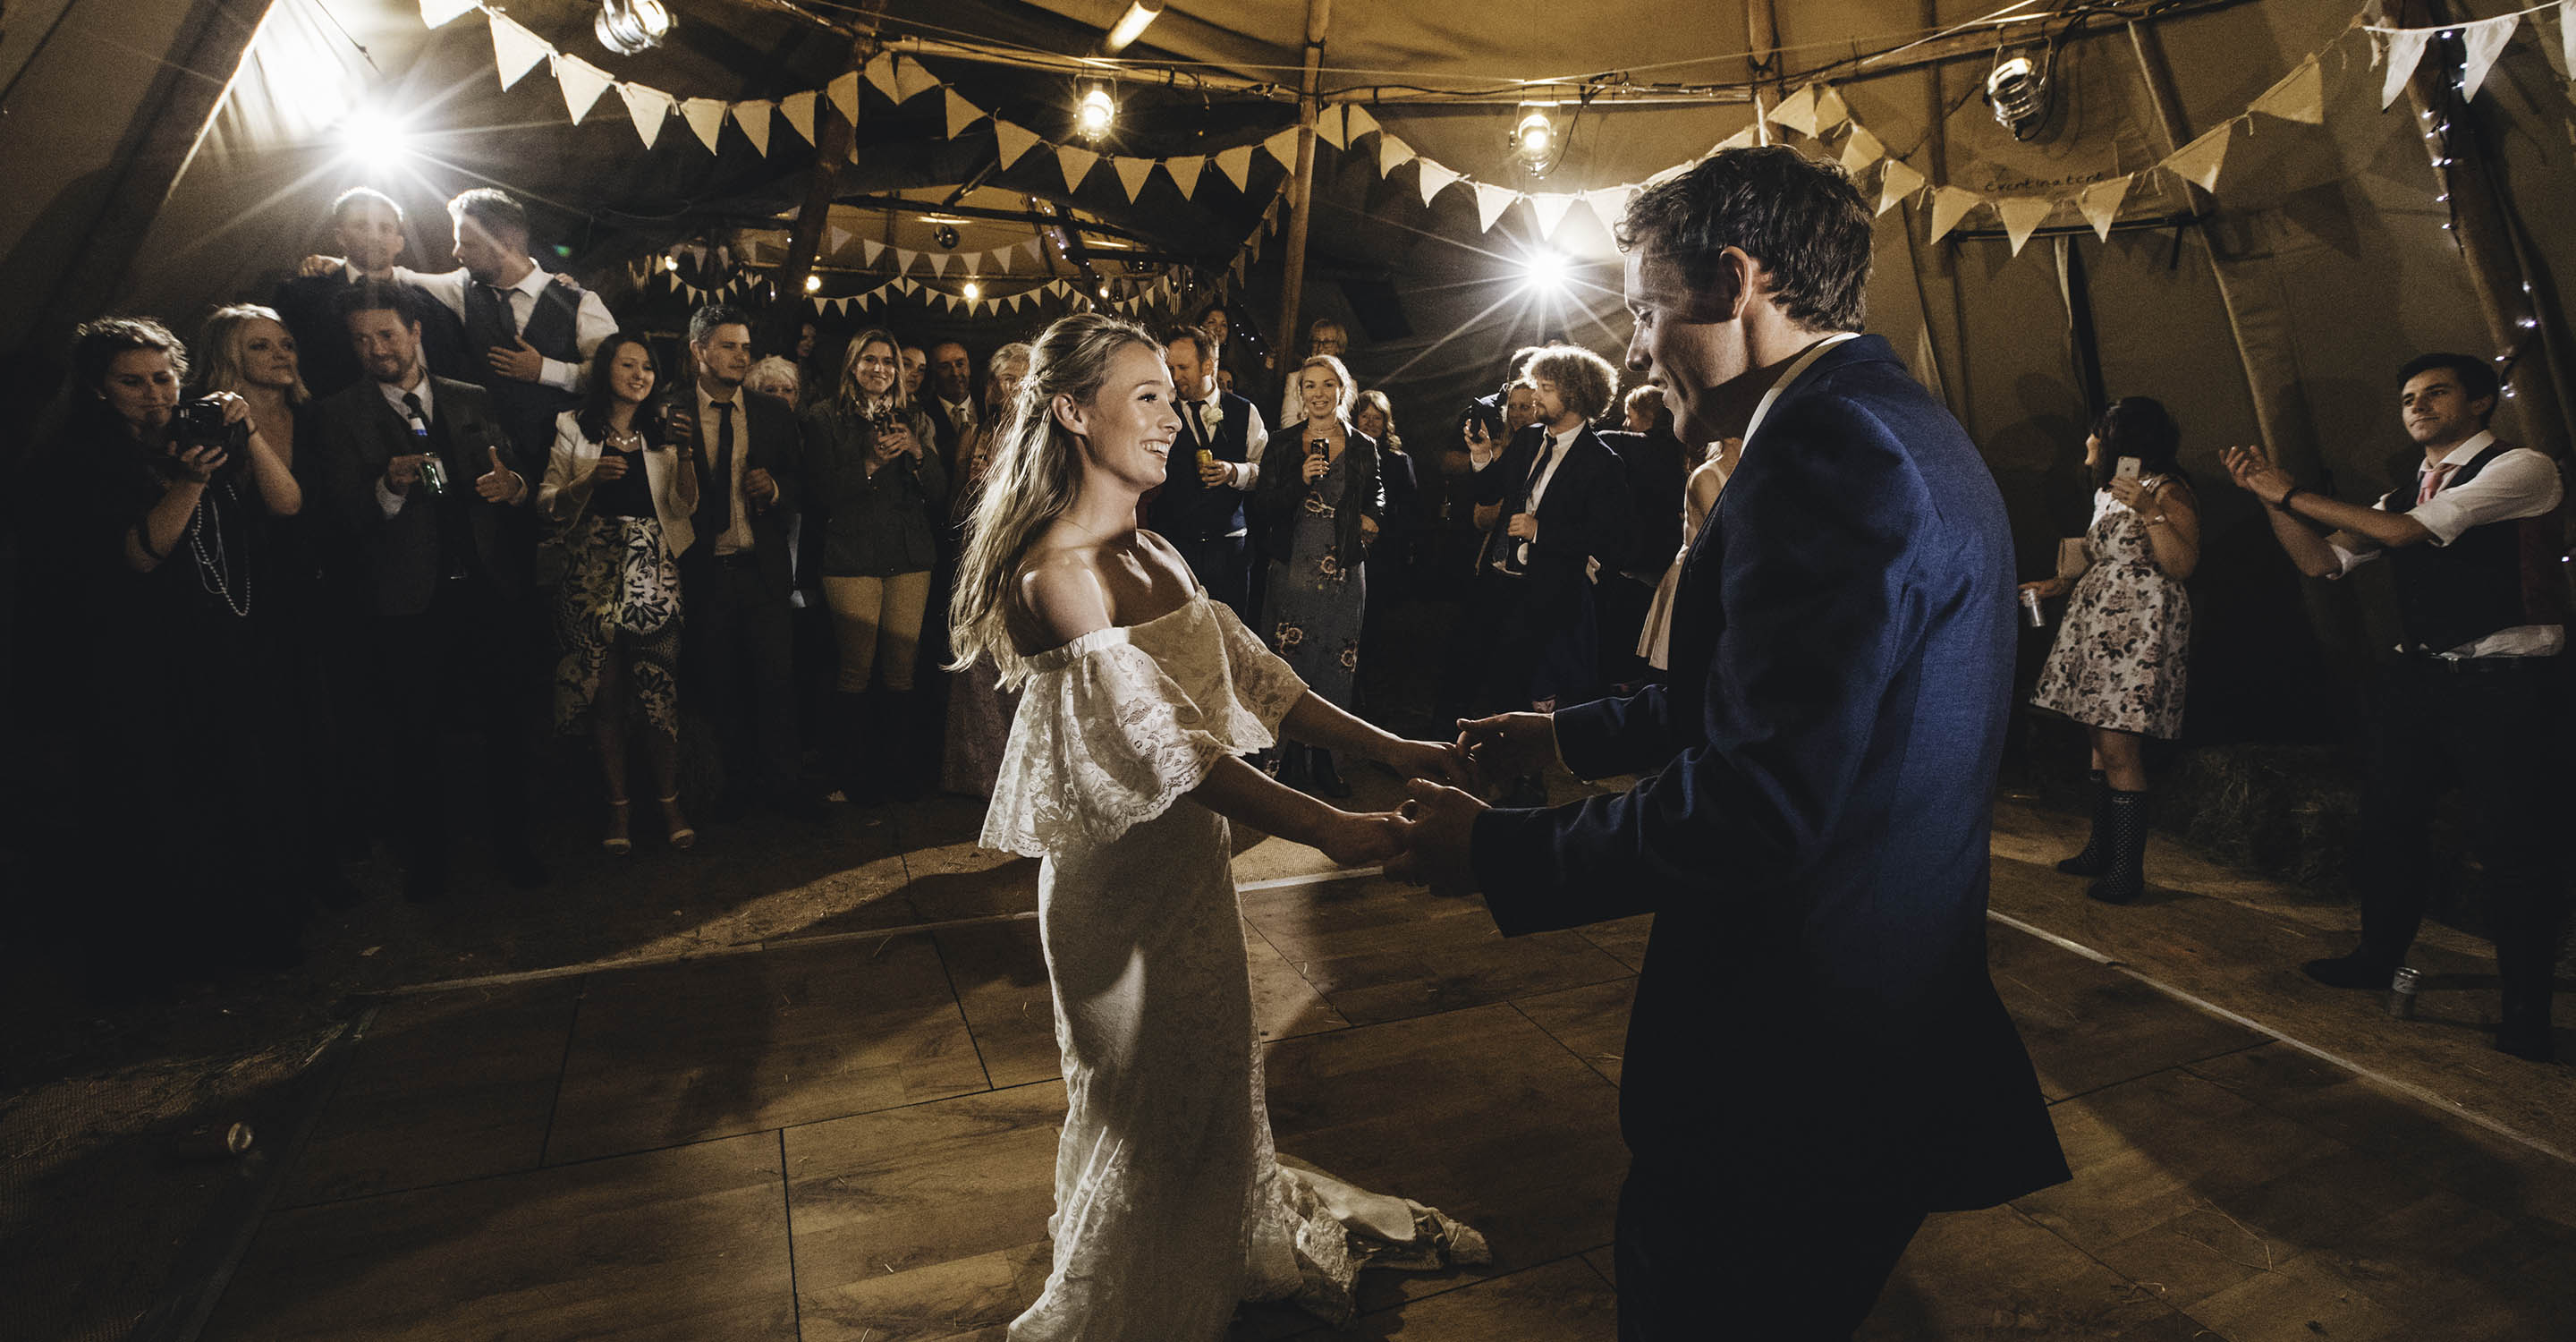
[1252,354,1384,797]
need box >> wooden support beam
[766,9,885,350]
[1273,0,1332,375]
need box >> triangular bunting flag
[894,56,939,104]
[2563,2,2576,85]
[681,98,728,153]
[826,225,851,252]
[2077,175,2131,242]
[2251,56,2325,125]
[1529,192,1580,239]
[1418,159,1462,207]
[962,252,981,275]
[1838,126,1885,174]
[988,246,1012,274]
[617,82,672,150]
[1996,197,2054,256]
[898,279,917,297]
[488,13,548,89]
[895,249,918,274]
[420,0,477,27]
[2164,121,2231,192]
[1876,159,1924,217]
[1167,156,1206,197]
[2459,15,2520,100]
[1377,134,1415,175]
[826,72,860,124]
[733,102,773,157]
[779,90,818,145]
[1316,105,1348,149]
[1114,156,1156,200]
[995,120,1040,168]
[1263,128,1301,168]
[553,56,614,124]
[1216,145,1256,191]
[2382,29,2431,109]
[862,239,884,264]
[1716,124,1758,152]
[1058,145,1099,191]
[1472,182,1519,232]
[945,88,984,140]
[1585,185,1636,227]
[1345,106,1380,143]
[1025,238,1045,261]
[865,54,901,103]
[1812,87,1850,133]
[929,251,950,277]
[1927,185,1981,243]
[1767,84,1820,137]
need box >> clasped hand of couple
[1320,711,1555,893]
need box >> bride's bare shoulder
[1010,535,1114,653]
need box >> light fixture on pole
[1511,103,1564,177]
[595,0,672,55]
[1984,45,2053,140]
[1076,86,1117,142]
[1103,1,1164,54]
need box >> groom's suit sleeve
[1471,395,1933,935]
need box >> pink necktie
[2417,463,2455,505]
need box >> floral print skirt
[553,514,682,738]
[2031,559,2190,739]
[1264,488,1363,707]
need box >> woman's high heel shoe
[660,794,696,851]
[603,800,633,855]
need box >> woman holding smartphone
[540,334,699,853]
[2021,396,2199,905]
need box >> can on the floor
[2385,966,2421,1019]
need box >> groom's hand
[1455,711,1555,794]
[1387,779,1485,893]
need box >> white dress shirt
[397,260,616,391]
[2326,429,2566,658]
[697,384,756,556]
[1189,395,1267,491]
[373,369,436,517]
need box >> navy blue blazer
[1470,335,2068,1212]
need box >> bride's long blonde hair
[948,312,1160,683]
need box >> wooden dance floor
[191,791,2576,1341]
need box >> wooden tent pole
[768,13,885,352]
[2394,0,2571,459]
[1275,0,1334,365]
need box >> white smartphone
[2114,456,2142,481]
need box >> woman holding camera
[36,317,305,987]
[2021,396,2199,905]
[800,327,949,801]
[539,334,699,853]
[1252,354,1385,796]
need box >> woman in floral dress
[2024,396,2199,904]
[1251,354,1384,797]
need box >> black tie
[462,282,517,361]
[707,401,736,533]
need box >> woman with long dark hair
[2023,395,2200,904]
[538,334,699,852]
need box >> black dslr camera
[172,396,249,455]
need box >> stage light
[663,255,679,271]
[1076,87,1116,142]
[1103,1,1164,54]
[1522,250,1569,293]
[963,282,983,303]
[1985,47,2052,140]
[595,0,672,56]
[934,225,961,251]
[805,274,822,293]
[1510,104,1566,177]
[338,107,413,159]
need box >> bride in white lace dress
[951,316,1489,1339]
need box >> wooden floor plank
[1512,978,1636,1086]
[1241,879,1634,1026]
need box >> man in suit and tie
[925,341,979,469]
[1150,324,1270,621]
[313,284,549,900]
[1394,147,2068,1338]
[272,187,467,399]
[1456,344,1637,804]
[676,305,818,820]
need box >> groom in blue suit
[1394,148,2067,1338]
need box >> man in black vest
[399,189,614,466]
[275,188,468,399]
[1151,324,1269,622]
[925,341,979,467]
[677,305,818,821]
[311,284,548,900]
[2226,352,2567,1063]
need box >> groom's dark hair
[1616,145,1874,332]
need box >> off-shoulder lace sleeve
[982,635,1241,857]
[1211,600,1307,732]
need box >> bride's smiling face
[1056,341,1182,494]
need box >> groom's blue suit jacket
[1473,335,2070,1212]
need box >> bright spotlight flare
[339,107,413,160]
[1103,1,1164,54]
[596,0,672,56]
[1522,249,1570,293]
[1076,87,1116,141]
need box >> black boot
[1310,747,1352,799]
[2057,770,2112,877]
[2085,789,2148,905]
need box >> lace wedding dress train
[983,593,1487,1341]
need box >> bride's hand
[1378,736,1467,786]
[1318,810,1408,869]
